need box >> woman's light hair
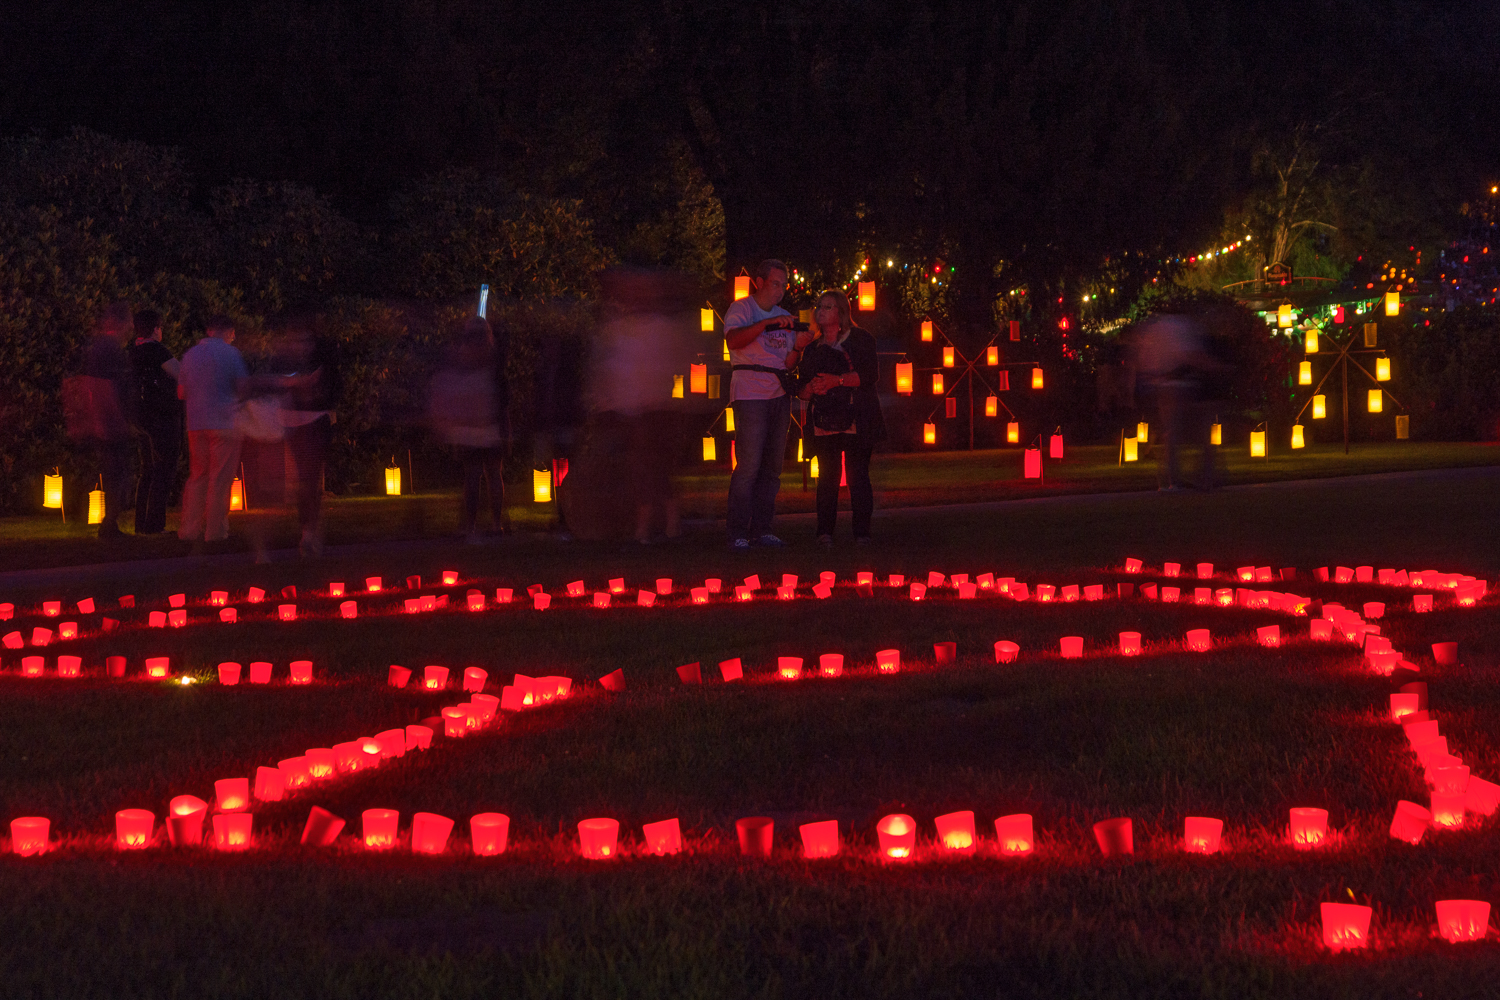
[817,289,852,333]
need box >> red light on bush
[934,810,976,852]
[578,817,620,859]
[995,813,1034,855]
[1183,817,1223,854]
[1289,807,1328,849]
[10,817,49,856]
[1320,902,1372,951]
[800,819,839,858]
[470,813,510,856]
[642,817,682,856]
[1093,817,1133,856]
[876,814,915,859]
[362,809,399,850]
[115,808,155,849]
[1436,900,1491,943]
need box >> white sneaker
[757,534,787,547]
[730,538,751,551]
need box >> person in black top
[127,308,182,534]
[797,289,885,544]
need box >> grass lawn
[3,440,1498,572]
[0,470,1498,997]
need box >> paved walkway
[2,464,1495,590]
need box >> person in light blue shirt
[177,315,249,544]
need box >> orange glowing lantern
[305,748,336,780]
[1256,625,1280,647]
[362,809,399,850]
[115,808,155,850]
[920,320,933,341]
[166,795,207,846]
[1185,629,1211,652]
[254,766,285,802]
[1093,817,1133,856]
[277,604,296,622]
[10,817,49,856]
[212,813,253,851]
[986,345,999,366]
[278,757,311,790]
[689,363,707,394]
[1435,900,1491,944]
[288,660,312,685]
[800,819,839,859]
[410,812,454,855]
[1321,902,1372,951]
[818,653,843,677]
[578,817,620,859]
[219,608,237,622]
[642,818,682,856]
[876,814,916,860]
[470,813,510,856]
[876,649,900,673]
[857,282,875,310]
[1431,793,1465,828]
[994,813,1034,855]
[922,422,936,445]
[1118,632,1141,656]
[462,667,488,693]
[239,660,267,684]
[1389,800,1431,844]
[215,778,249,812]
[441,706,468,737]
[985,395,998,417]
[1030,367,1043,389]
[1367,389,1383,413]
[1183,817,1223,854]
[1384,290,1399,316]
[423,665,449,690]
[931,373,944,395]
[1289,807,1328,849]
[777,656,803,680]
[56,655,80,677]
[934,811,976,852]
[144,656,170,679]
[20,656,43,678]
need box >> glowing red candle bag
[642,818,682,856]
[116,808,155,849]
[1320,902,1371,950]
[1118,632,1141,656]
[778,657,803,680]
[301,806,345,845]
[876,649,900,673]
[1093,817,1133,856]
[935,811,976,852]
[800,819,839,858]
[10,817,48,856]
[20,656,43,677]
[1183,817,1222,854]
[249,661,272,684]
[995,813,1034,855]
[1389,800,1431,844]
[288,660,312,685]
[212,813,253,850]
[411,812,454,855]
[876,814,915,859]
[145,656,170,678]
[1289,807,1328,849]
[1436,900,1491,943]
[254,766,284,802]
[994,641,1019,664]
[1059,636,1084,658]
[278,757,312,789]
[719,658,743,682]
[471,813,510,856]
[737,816,774,857]
[166,795,207,846]
[362,808,399,850]
[578,817,620,859]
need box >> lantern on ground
[411,813,454,855]
[1060,636,1084,658]
[1093,817,1132,856]
[254,766,285,802]
[533,469,552,502]
[876,649,900,673]
[1183,817,1223,854]
[1321,902,1372,951]
[876,814,915,860]
[1299,361,1312,385]
[1291,424,1305,449]
[115,808,155,849]
[362,809,399,850]
[642,818,682,856]
[777,656,803,680]
[1119,632,1141,655]
[995,813,1033,855]
[737,816,774,856]
[213,813,253,850]
[1389,800,1431,844]
[800,820,839,858]
[578,818,620,859]
[471,813,510,856]
[215,778,250,812]
[10,817,49,856]
[994,640,1019,663]
[1435,900,1491,944]
[166,796,207,846]
[818,653,843,677]
[935,811,976,852]
[1289,807,1328,849]
[301,807,346,846]
[857,282,875,310]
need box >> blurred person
[586,266,700,543]
[533,309,588,539]
[127,308,182,534]
[797,289,884,545]
[275,317,341,556]
[64,301,137,539]
[724,258,815,549]
[177,314,248,547]
[430,315,511,543]
[1133,307,1227,491]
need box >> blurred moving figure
[276,317,341,556]
[127,308,182,534]
[66,301,137,539]
[1133,308,1229,491]
[578,266,699,543]
[430,315,511,543]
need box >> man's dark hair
[205,314,235,335]
[755,258,788,281]
[134,309,161,335]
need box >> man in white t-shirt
[723,258,814,548]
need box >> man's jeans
[727,395,791,540]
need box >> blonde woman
[797,290,884,544]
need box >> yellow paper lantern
[1249,430,1266,457]
[1395,414,1410,439]
[733,275,750,301]
[707,374,720,399]
[672,375,684,398]
[1312,394,1327,419]
[923,423,936,445]
[689,364,707,394]
[1291,424,1305,449]
[700,308,714,332]
[532,469,552,503]
[931,373,944,395]
[722,340,729,361]
[986,345,999,366]
[230,477,246,511]
[1384,290,1399,316]
[702,437,716,461]
[799,309,813,326]
[797,438,803,463]
[1368,389,1383,413]
[384,466,401,496]
[895,362,913,395]
[1305,328,1319,353]
[1278,304,1293,328]
[1006,422,1019,444]
[920,320,933,342]
[1299,361,1312,385]
[1137,421,1149,443]
[724,407,735,432]
[942,345,954,368]
[1376,357,1390,381]
[985,395,998,417]
[857,282,875,310]
[42,473,63,509]
[1123,437,1139,462]
[1210,423,1222,446]
[1031,368,1043,390]
[87,489,106,525]
[809,455,820,477]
